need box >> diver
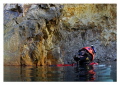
[74,45,96,66]
[73,45,96,81]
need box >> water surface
[4,62,116,82]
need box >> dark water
[4,62,117,82]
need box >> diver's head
[74,45,96,65]
[80,46,96,61]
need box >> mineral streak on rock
[4,4,116,65]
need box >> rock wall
[4,4,117,65]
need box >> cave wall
[4,4,117,65]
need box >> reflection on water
[74,65,96,81]
[4,62,117,82]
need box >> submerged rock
[4,4,117,66]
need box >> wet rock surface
[4,4,117,66]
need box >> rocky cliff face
[4,4,117,66]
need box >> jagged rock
[4,4,117,65]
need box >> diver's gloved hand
[74,55,80,61]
